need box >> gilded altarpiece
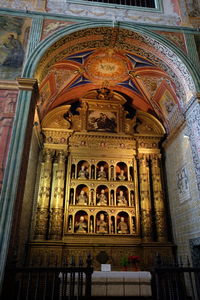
[29,90,174,269]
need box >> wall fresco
[0,89,18,192]
[41,19,75,40]
[0,15,31,80]
[154,31,187,54]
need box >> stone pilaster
[49,150,66,240]
[138,154,152,242]
[34,149,54,240]
[150,154,167,242]
[0,78,38,291]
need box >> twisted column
[34,149,53,240]
[49,150,66,240]
[151,154,167,242]
[138,154,152,242]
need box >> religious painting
[41,19,75,40]
[0,16,31,80]
[88,110,117,133]
[159,90,176,118]
[176,165,191,203]
[0,90,18,191]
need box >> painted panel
[41,19,75,40]
[0,90,18,192]
[0,15,31,80]
[88,111,117,133]
[154,31,187,54]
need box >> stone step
[63,297,154,300]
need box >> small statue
[97,189,107,206]
[70,191,74,204]
[117,190,128,206]
[131,192,135,206]
[77,190,88,205]
[97,213,108,233]
[90,219,94,233]
[97,166,107,180]
[90,189,94,206]
[78,165,88,179]
[75,215,87,233]
[68,217,72,232]
[110,165,114,181]
[97,87,113,100]
[118,169,126,181]
[110,192,114,206]
[117,217,128,234]
[111,220,114,234]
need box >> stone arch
[22,21,200,106]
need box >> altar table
[59,270,152,297]
[92,271,152,297]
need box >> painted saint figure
[77,190,88,205]
[118,169,126,181]
[117,217,128,234]
[97,213,108,234]
[78,165,88,179]
[97,189,107,206]
[117,190,128,206]
[3,34,24,68]
[97,166,107,180]
[75,215,87,233]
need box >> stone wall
[17,130,40,265]
[164,126,200,261]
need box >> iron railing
[2,255,93,300]
[151,254,200,300]
[72,0,156,8]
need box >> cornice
[0,80,18,90]
[17,78,38,91]
[0,8,200,34]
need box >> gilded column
[151,154,167,242]
[49,150,66,240]
[34,149,53,240]
[138,154,152,242]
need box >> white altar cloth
[92,271,152,297]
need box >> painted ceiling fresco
[37,27,190,132]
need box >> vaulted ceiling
[36,27,188,133]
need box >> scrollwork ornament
[155,210,167,241]
[34,208,49,239]
[141,209,152,240]
[49,208,64,239]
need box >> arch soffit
[21,23,199,133]
[22,22,199,100]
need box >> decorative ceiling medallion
[85,49,129,84]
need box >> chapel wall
[164,125,200,262]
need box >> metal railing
[73,0,156,8]
[2,255,93,300]
[151,254,200,300]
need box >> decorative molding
[0,8,200,34]
[17,78,38,91]
[0,87,37,290]
[26,16,44,58]
[184,33,200,69]
[186,101,200,192]
[0,80,19,90]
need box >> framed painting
[88,110,117,133]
